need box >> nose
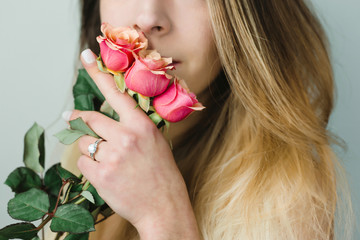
[133,1,171,38]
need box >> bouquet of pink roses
[0,23,204,240]
[96,23,204,125]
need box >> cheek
[99,0,112,23]
[181,30,221,95]
[100,0,133,27]
[189,48,221,95]
[177,7,221,95]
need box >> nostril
[154,26,162,32]
[133,24,141,31]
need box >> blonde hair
[76,0,354,239]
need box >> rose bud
[96,22,148,72]
[124,50,175,97]
[153,78,205,122]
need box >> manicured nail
[62,110,73,121]
[81,49,96,64]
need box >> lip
[170,60,181,68]
[162,55,180,64]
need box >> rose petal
[100,41,132,72]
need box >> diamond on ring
[88,138,103,160]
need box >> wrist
[138,220,200,240]
[135,200,201,240]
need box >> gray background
[0,0,358,238]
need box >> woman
[59,0,353,239]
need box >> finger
[77,155,100,189]
[68,110,126,141]
[78,135,108,162]
[80,49,147,124]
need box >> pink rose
[153,78,205,122]
[96,23,148,72]
[124,50,175,97]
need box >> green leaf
[44,164,63,196]
[87,185,105,206]
[54,129,85,145]
[127,89,136,97]
[48,194,58,213]
[62,183,74,204]
[149,112,163,127]
[70,184,83,193]
[67,191,80,203]
[100,101,120,121]
[56,164,81,183]
[99,204,114,218]
[73,69,105,111]
[91,206,101,219]
[64,232,89,240]
[31,236,40,240]
[4,167,42,194]
[23,122,45,173]
[45,163,80,186]
[70,118,99,138]
[50,204,95,233]
[96,56,109,74]
[114,73,126,93]
[138,94,150,112]
[78,199,90,210]
[80,191,95,204]
[8,188,49,221]
[0,222,38,240]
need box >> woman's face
[100,0,221,95]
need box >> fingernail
[62,110,73,121]
[81,49,96,64]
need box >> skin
[100,0,221,146]
[69,1,221,239]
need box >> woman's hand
[65,49,200,240]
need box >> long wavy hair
[77,0,353,239]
